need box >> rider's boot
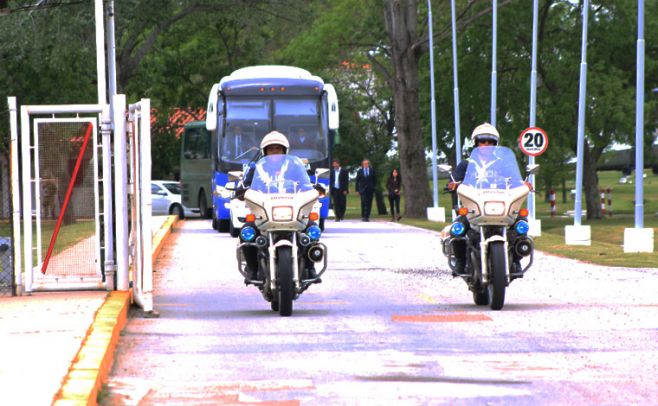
[307,266,322,283]
[452,258,467,277]
[511,261,523,279]
[244,247,260,283]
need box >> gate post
[20,105,33,293]
[101,105,116,290]
[113,94,129,291]
[8,97,21,295]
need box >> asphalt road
[102,219,658,405]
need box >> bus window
[224,100,270,163]
[183,127,210,159]
[274,98,326,161]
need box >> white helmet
[470,122,500,145]
[260,130,290,155]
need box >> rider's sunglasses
[477,139,495,146]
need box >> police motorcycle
[227,154,329,316]
[440,146,539,310]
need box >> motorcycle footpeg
[244,277,265,286]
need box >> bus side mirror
[228,171,243,181]
[205,83,219,131]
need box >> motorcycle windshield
[249,155,314,194]
[462,146,524,190]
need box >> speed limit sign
[519,127,548,156]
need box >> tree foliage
[2,0,658,217]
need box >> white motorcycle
[228,155,328,316]
[440,146,539,310]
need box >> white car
[151,180,191,219]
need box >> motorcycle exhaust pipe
[514,238,534,257]
[307,244,325,262]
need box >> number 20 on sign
[518,127,548,157]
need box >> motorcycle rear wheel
[277,246,294,316]
[488,241,507,310]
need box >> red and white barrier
[599,187,613,217]
[549,188,557,217]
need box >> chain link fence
[1,131,15,296]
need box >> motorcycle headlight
[240,226,256,242]
[484,201,505,216]
[515,220,529,235]
[272,206,293,221]
[307,225,322,241]
[450,222,466,237]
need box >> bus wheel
[199,191,211,219]
[211,211,219,230]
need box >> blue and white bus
[204,65,339,232]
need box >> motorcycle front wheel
[277,246,294,316]
[487,241,507,310]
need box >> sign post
[519,127,548,236]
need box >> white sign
[519,127,548,156]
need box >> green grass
[33,220,96,264]
[338,170,658,268]
[0,219,97,275]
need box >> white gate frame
[9,96,153,308]
[15,102,115,293]
[115,97,153,313]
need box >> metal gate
[8,95,154,311]
[118,97,154,312]
[18,104,110,292]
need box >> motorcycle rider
[239,130,320,282]
[448,122,519,276]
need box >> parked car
[151,181,190,219]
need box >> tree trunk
[384,0,432,218]
[583,142,603,219]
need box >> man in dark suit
[289,127,318,151]
[355,158,376,221]
[224,125,255,159]
[330,158,349,221]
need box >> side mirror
[526,164,540,176]
[205,83,219,131]
[438,164,453,173]
[228,171,243,181]
[314,168,330,180]
[224,181,237,191]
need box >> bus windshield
[219,96,327,166]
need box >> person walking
[355,158,376,222]
[330,158,349,221]
[386,168,401,221]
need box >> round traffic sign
[518,127,548,156]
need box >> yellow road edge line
[52,215,177,405]
[52,291,130,406]
[152,215,179,263]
